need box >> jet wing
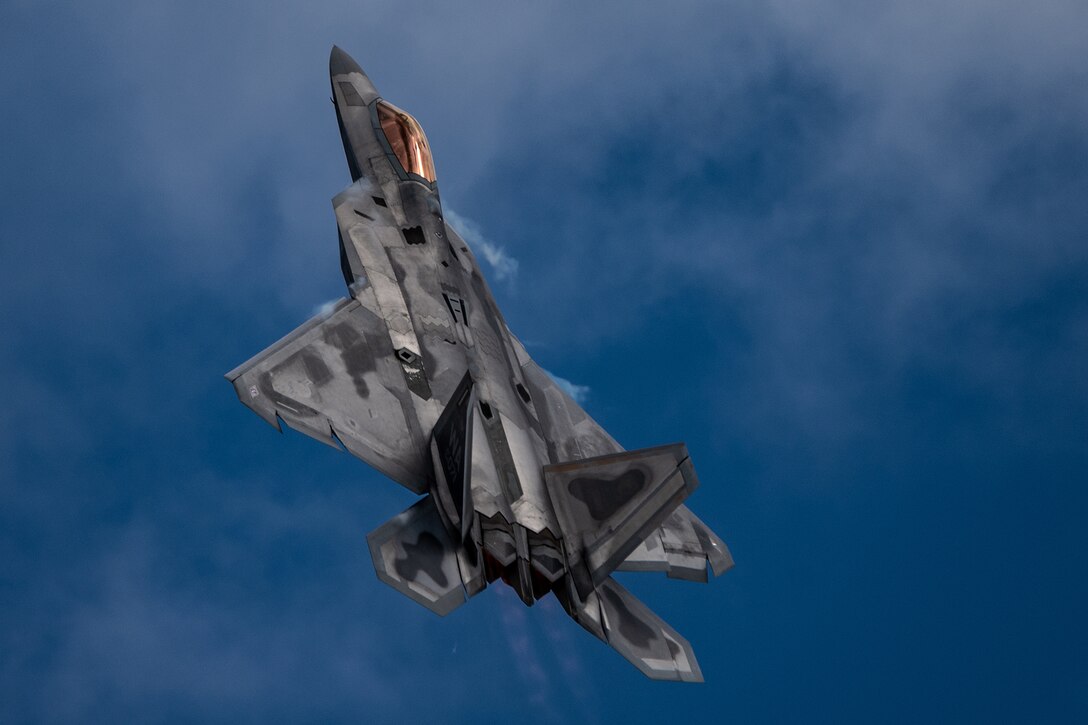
[226,298,430,493]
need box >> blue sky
[2,1,1086,722]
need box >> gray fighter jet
[226,46,733,682]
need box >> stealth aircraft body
[227,47,733,681]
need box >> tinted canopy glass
[376,100,437,182]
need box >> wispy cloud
[444,209,519,282]
[544,369,590,404]
[30,479,409,722]
[310,298,342,318]
[536,597,601,725]
[494,587,555,715]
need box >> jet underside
[226,46,733,682]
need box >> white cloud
[544,369,590,404]
[311,297,342,318]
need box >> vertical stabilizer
[430,372,476,541]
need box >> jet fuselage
[226,47,731,681]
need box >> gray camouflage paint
[226,46,733,681]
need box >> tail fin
[544,443,697,595]
[366,495,485,616]
[429,371,476,542]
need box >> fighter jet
[226,46,733,681]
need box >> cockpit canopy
[376,100,437,183]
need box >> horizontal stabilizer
[367,495,483,616]
[544,443,698,591]
[597,577,703,682]
[618,505,734,581]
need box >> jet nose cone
[330,45,363,77]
